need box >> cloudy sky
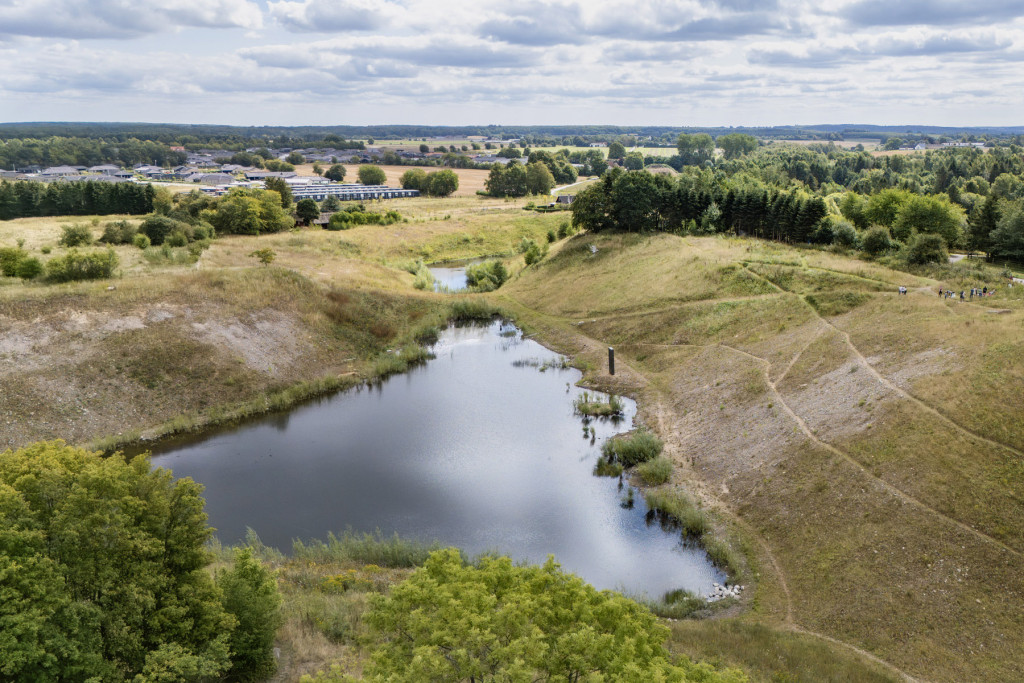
[0,0,1022,127]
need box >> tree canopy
[357,165,387,186]
[365,548,747,682]
[0,441,234,682]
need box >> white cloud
[0,0,262,39]
[268,0,396,32]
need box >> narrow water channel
[151,321,722,598]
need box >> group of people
[937,286,996,302]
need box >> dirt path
[719,342,1022,560]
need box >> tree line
[0,180,155,219]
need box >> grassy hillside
[4,198,1022,681]
[498,232,1024,682]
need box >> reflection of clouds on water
[153,321,721,598]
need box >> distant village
[0,135,613,201]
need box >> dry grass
[499,231,1024,682]
[291,163,492,197]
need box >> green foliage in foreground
[353,548,747,682]
[217,548,284,681]
[326,207,403,231]
[0,441,236,682]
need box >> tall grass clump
[644,489,709,537]
[372,344,431,379]
[574,391,624,417]
[636,588,708,619]
[446,298,502,322]
[601,428,663,467]
[292,530,441,568]
[464,259,509,292]
[635,456,672,485]
[409,260,435,290]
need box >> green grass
[601,428,663,467]
[635,455,673,485]
[573,391,624,417]
[292,530,443,568]
[644,488,709,537]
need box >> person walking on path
[960,291,965,302]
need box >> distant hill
[1,121,1023,142]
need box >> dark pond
[151,321,722,598]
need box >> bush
[133,233,151,250]
[644,489,709,537]
[557,220,573,239]
[326,208,403,231]
[0,247,27,276]
[99,220,137,245]
[140,215,185,245]
[520,237,547,265]
[547,228,557,243]
[636,456,673,485]
[861,225,894,256]
[217,548,283,681]
[601,429,664,467]
[831,219,859,248]
[46,248,119,282]
[905,232,949,265]
[166,230,188,248]
[16,257,43,280]
[58,223,94,247]
[464,259,509,291]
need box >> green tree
[399,168,427,191]
[608,140,627,160]
[676,133,714,166]
[717,133,758,160]
[991,199,1024,260]
[905,232,949,265]
[217,548,283,681]
[525,161,555,195]
[418,143,429,153]
[892,194,965,246]
[358,165,387,186]
[623,151,645,170]
[285,151,305,165]
[324,164,346,182]
[425,169,459,197]
[861,225,894,256]
[366,549,746,682]
[203,188,294,235]
[864,188,912,228]
[264,177,293,209]
[839,192,868,229]
[295,198,320,225]
[312,162,324,176]
[967,194,1001,254]
[322,195,341,212]
[496,146,523,159]
[571,180,614,232]
[0,441,234,682]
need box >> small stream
[151,321,722,598]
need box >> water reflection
[151,321,722,597]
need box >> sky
[0,0,1022,127]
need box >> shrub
[46,248,119,282]
[139,215,186,245]
[905,232,949,265]
[861,225,894,256]
[99,220,137,245]
[831,219,859,248]
[16,257,43,280]
[520,237,548,265]
[547,229,557,243]
[0,247,27,276]
[601,429,663,467]
[217,548,283,681]
[557,220,573,239]
[40,245,52,254]
[133,233,151,250]
[464,259,509,292]
[636,456,673,485]
[166,230,188,248]
[58,223,94,247]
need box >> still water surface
[152,321,721,597]
[428,260,480,292]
